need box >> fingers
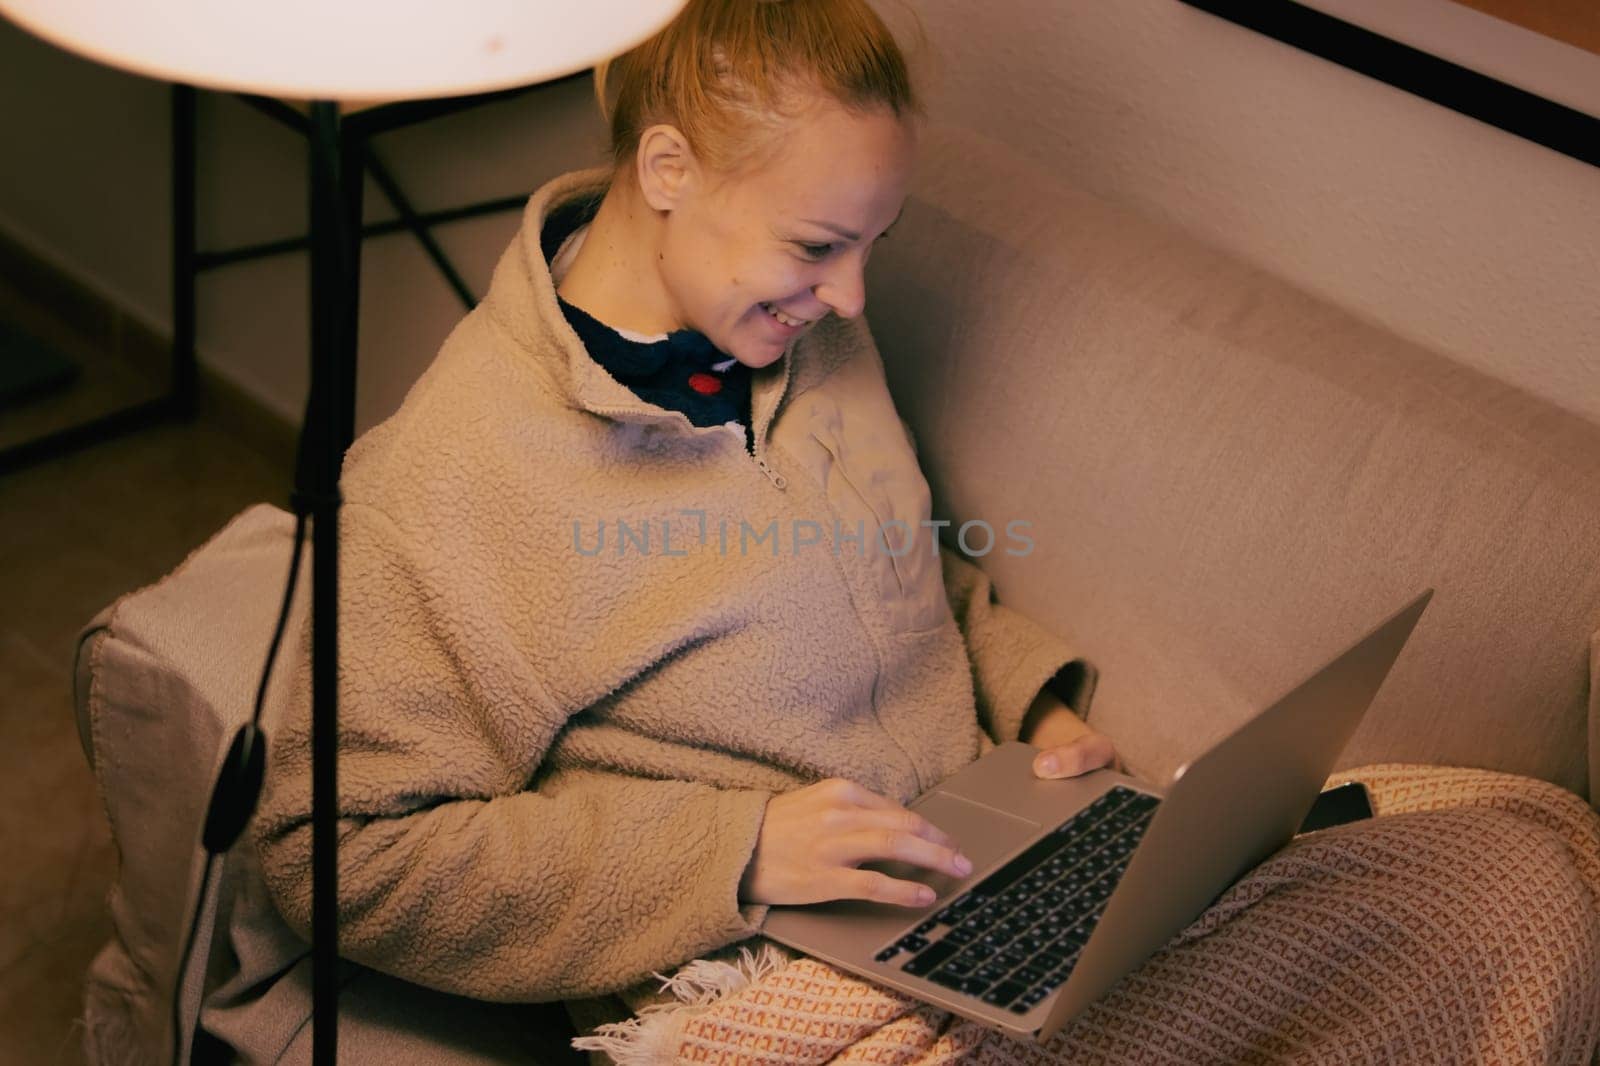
[831,825,973,880]
[832,803,958,850]
[843,868,939,908]
[1033,733,1118,779]
[741,778,975,909]
[818,790,969,877]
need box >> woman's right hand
[739,778,973,907]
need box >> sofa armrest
[73,609,115,772]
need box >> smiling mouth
[761,302,812,328]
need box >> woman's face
[654,100,917,368]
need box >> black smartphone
[1297,781,1374,835]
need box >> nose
[813,252,868,320]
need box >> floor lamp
[0,2,688,1062]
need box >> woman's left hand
[1020,687,1121,780]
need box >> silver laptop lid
[1037,588,1433,1037]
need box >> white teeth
[762,302,808,328]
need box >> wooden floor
[0,262,587,1064]
[0,272,291,1062]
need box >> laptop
[763,590,1433,1042]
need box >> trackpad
[872,791,1041,900]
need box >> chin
[735,345,789,370]
[721,330,791,370]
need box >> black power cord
[167,97,350,1066]
[168,510,308,1066]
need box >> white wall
[1,0,1596,433]
[917,0,1600,424]
[0,16,606,432]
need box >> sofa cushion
[867,123,1600,802]
[76,503,305,1063]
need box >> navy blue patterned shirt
[544,194,754,453]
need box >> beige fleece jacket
[254,168,1086,1003]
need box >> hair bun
[597,0,920,177]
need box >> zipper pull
[755,455,788,490]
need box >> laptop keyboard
[873,785,1160,1014]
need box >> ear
[634,124,700,213]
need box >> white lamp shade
[0,0,688,99]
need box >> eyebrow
[800,206,905,243]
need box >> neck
[556,179,680,336]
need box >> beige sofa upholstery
[76,508,571,1063]
[866,125,1600,802]
[76,508,307,1064]
[73,123,1600,1063]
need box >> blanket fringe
[571,943,792,1065]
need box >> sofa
[73,120,1600,1064]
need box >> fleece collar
[480,167,793,442]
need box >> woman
[255,0,1598,1061]
[259,0,1109,984]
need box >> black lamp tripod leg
[337,125,364,454]
[305,100,350,1066]
[363,147,478,310]
[172,84,198,419]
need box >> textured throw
[574,765,1600,1065]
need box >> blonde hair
[595,0,923,180]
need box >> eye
[796,242,835,261]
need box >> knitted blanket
[574,765,1600,1065]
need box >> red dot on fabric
[687,372,723,395]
